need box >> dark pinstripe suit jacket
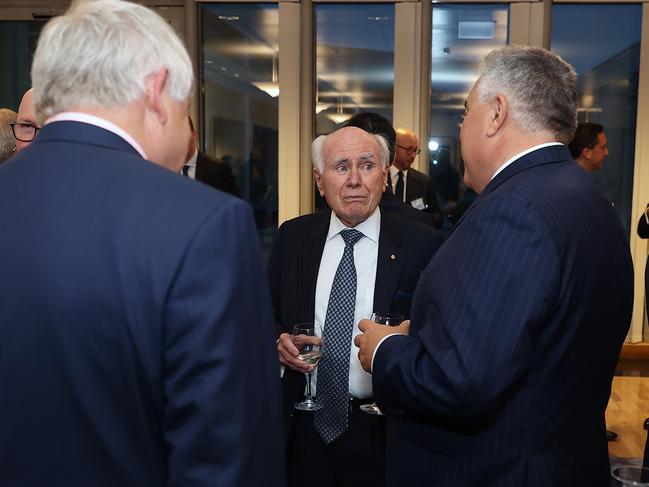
[372,145,633,486]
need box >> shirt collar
[45,112,148,160]
[490,142,563,181]
[185,148,198,167]
[327,206,381,243]
[389,165,407,178]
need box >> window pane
[552,5,641,235]
[0,21,46,109]
[315,4,395,136]
[428,5,509,233]
[200,4,279,260]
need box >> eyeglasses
[397,144,421,155]
[11,122,40,142]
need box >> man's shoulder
[382,211,443,247]
[279,211,329,234]
[408,167,431,181]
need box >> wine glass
[293,323,323,411]
[360,313,404,416]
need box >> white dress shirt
[184,148,198,179]
[389,165,408,202]
[310,207,381,399]
[45,112,148,159]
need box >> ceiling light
[428,140,439,151]
[252,54,279,98]
[326,95,350,124]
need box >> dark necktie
[314,228,364,444]
[182,165,190,177]
[394,171,404,202]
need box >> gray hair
[311,131,390,173]
[0,108,17,163]
[477,46,577,144]
[31,0,193,124]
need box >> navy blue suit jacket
[372,145,633,486]
[267,210,442,420]
[0,122,285,487]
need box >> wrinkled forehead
[324,128,380,162]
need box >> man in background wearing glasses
[12,88,40,152]
[390,128,442,228]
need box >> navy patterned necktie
[314,228,364,444]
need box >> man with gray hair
[268,126,441,486]
[356,46,633,485]
[0,1,285,486]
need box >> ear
[382,164,389,191]
[485,94,507,137]
[582,147,593,160]
[144,67,170,125]
[313,168,325,197]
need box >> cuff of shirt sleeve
[371,333,403,372]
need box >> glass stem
[305,372,313,400]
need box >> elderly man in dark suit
[269,126,442,487]
[356,46,633,486]
[0,1,284,486]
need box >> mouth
[342,195,368,202]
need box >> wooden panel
[606,376,649,459]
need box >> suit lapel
[299,211,330,321]
[373,212,405,312]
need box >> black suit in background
[195,151,241,197]
[380,190,439,228]
[397,167,443,228]
[267,209,443,487]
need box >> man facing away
[356,46,633,486]
[390,127,443,227]
[0,1,285,486]
[269,126,442,487]
[568,122,609,173]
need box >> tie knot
[340,229,363,247]
[397,171,403,178]
[182,165,190,177]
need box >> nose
[346,165,361,186]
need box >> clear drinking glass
[611,466,649,486]
[293,323,324,411]
[359,313,405,415]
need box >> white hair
[311,130,390,173]
[477,46,577,144]
[31,0,193,124]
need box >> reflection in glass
[552,5,641,235]
[0,21,46,110]
[315,4,395,137]
[314,4,395,210]
[200,4,279,260]
[428,5,508,233]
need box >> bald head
[15,89,38,152]
[394,128,419,171]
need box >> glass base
[295,398,323,411]
[359,403,384,416]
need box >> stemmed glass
[293,323,324,411]
[359,313,404,416]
